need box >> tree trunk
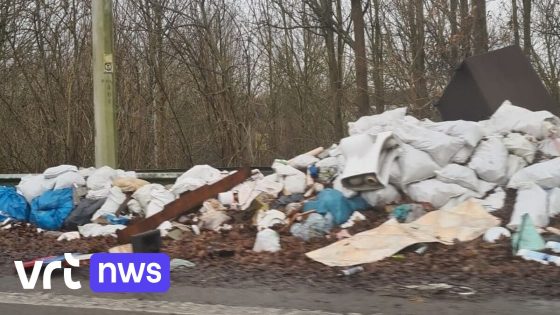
[351,0,370,116]
[459,0,471,57]
[522,0,531,56]
[511,0,520,46]
[410,0,428,113]
[472,0,488,55]
[449,0,459,65]
[371,0,384,114]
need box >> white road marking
[0,291,343,315]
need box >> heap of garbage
[2,100,560,267]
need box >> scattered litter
[483,227,511,243]
[404,283,476,296]
[57,231,80,241]
[170,258,196,270]
[253,228,281,253]
[340,266,364,276]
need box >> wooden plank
[117,167,251,244]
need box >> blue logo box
[89,253,170,293]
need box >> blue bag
[29,188,74,230]
[303,188,369,225]
[0,186,29,222]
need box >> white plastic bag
[253,228,281,252]
[92,186,126,221]
[406,179,469,208]
[17,175,51,203]
[361,184,401,207]
[78,223,126,237]
[435,164,479,191]
[451,145,474,164]
[508,184,549,229]
[132,184,175,218]
[43,165,78,179]
[54,172,86,190]
[548,187,560,218]
[171,165,223,195]
[505,155,528,183]
[348,107,407,135]
[289,154,319,169]
[508,157,560,189]
[538,138,560,157]
[394,122,464,166]
[468,137,508,183]
[502,133,536,163]
[485,101,559,139]
[86,166,118,199]
[272,161,306,195]
[422,120,484,147]
[398,143,440,185]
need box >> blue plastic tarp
[303,188,369,225]
[0,186,29,222]
[29,188,74,230]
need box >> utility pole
[92,0,117,167]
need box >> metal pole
[92,0,117,167]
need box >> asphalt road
[0,274,559,314]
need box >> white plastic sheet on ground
[507,184,549,229]
[468,137,508,183]
[306,200,500,266]
[78,223,126,237]
[508,157,560,189]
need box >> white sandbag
[508,184,549,229]
[505,155,528,183]
[171,165,223,195]
[422,120,484,147]
[253,228,281,253]
[502,133,536,163]
[538,138,560,157]
[435,164,479,191]
[348,107,407,135]
[394,121,464,166]
[485,101,559,139]
[508,157,560,189]
[272,161,306,195]
[17,175,51,203]
[398,143,440,185]
[451,145,474,164]
[78,223,126,237]
[91,186,126,221]
[256,209,287,230]
[477,180,498,196]
[86,166,118,199]
[54,172,86,190]
[406,179,469,208]
[289,154,319,169]
[132,184,175,218]
[315,156,338,169]
[468,137,508,183]
[361,184,401,207]
[548,187,560,218]
[474,187,506,212]
[43,165,78,179]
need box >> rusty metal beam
[117,167,251,244]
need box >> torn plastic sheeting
[306,200,500,267]
[339,132,397,191]
[303,188,369,226]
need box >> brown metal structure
[117,167,251,244]
[436,45,559,121]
